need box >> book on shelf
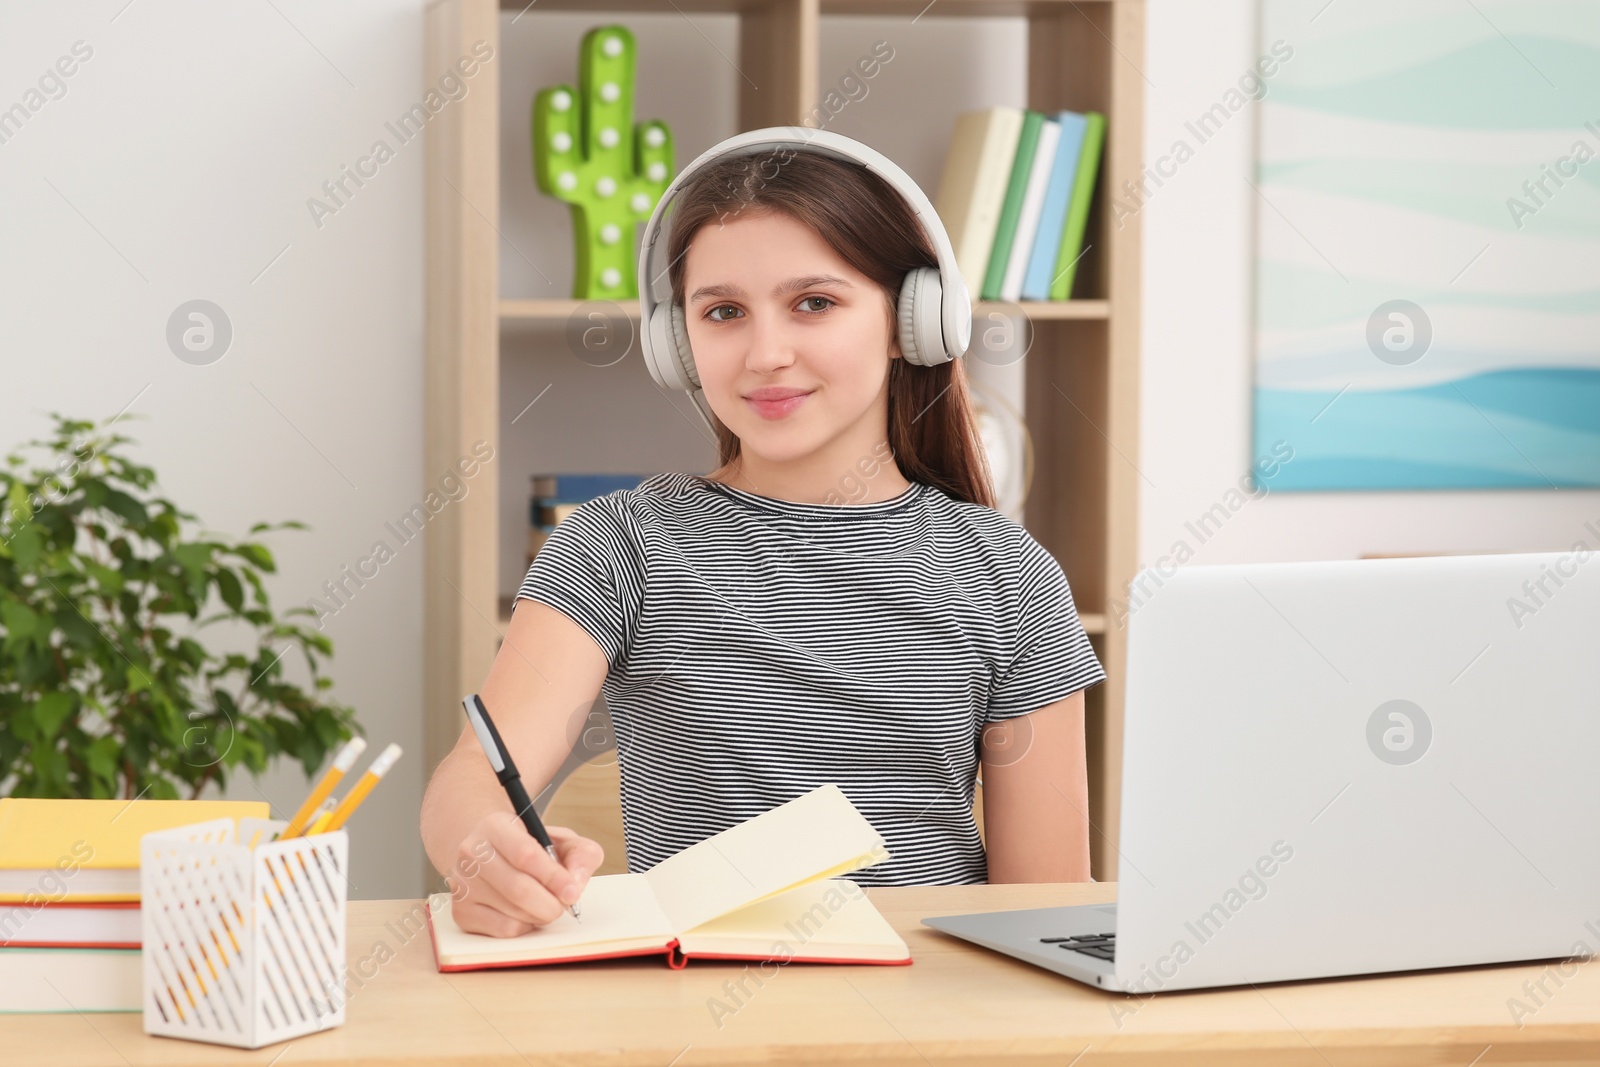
[1000,114,1062,303]
[980,109,1046,302]
[529,472,654,504]
[1047,110,1106,301]
[934,106,1024,304]
[426,783,911,971]
[1021,110,1090,301]
[532,501,582,527]
[936,106,1108,304]
[528,472,654,528]
[527,472,655,565]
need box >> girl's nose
[743,309,799,371]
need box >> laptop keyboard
[1040,933,1116,961]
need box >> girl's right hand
[446,810,604,937]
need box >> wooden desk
[12,882,1600,1065]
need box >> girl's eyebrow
[689,274,855,304]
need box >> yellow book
[0,798,270,903]
[427,783,911,971]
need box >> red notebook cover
[425,907,913,972]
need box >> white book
[0,903,141,947]
[1001,118,1062,302]
[0,948,141,1012]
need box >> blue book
[529,472,652,505]
[1021,111,1089,301]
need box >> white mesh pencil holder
[140,817,348,1049]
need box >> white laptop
[924,550,1600,993]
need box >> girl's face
[682,209,899,467]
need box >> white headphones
[637,127,974,436]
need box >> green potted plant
[0,412,359,800]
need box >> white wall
[0,1,425,898]
[1138,0,1600,576]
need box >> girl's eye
[705,297,834,321]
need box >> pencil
[280,736,367,839]
[323,743,402,831]
[306,798,339,836]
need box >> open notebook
[427,783,912,970]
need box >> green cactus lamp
[533,25,673,301]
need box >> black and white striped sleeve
[984,530,1107,722]
[515,494,644,668]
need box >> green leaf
[214,567,244,612]
[84,561,125,596]
[231,543,276,573]
[53,606,102,652]
[29,745,68,796]
[86,735,120,786]
[10,525,41,570]
[299,629,333,656]
[100,487,150,527]
[32,692,76,739]
[1,599,39,639]
[173,542,213,573]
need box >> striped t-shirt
[515,471,1106,885]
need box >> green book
[980,110,1046,301]
[1048,111,1106,301]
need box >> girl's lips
[745,391,813,420]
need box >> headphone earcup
[898,266,953,367]
[668,303,700,390]
[646,301,701,392]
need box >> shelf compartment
[431,0,1144,888]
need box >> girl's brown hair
[664,146,996,509]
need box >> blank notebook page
[429,874,675,964]
[643,784,887,933]
[680,879,903,947]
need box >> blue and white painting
[1252,0,1600,490]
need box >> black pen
[462,693,583,923]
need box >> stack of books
[933,105,1107,304]
[527,472,655,568]
[0,797,267,1013]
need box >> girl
[420,144,1106,938]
